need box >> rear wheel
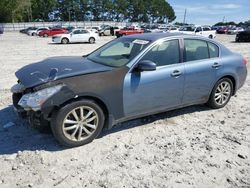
[51,100,105,147]
[209,35,213,39]
[89,37,95,44]
[61,38,69,44]
[207,78,233,109]
[43,33,48,37]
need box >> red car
[116,26,144,37]
[216,27,229,34]
[38,28,68,37]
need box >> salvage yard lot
[0,32,249,187]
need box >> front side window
[87,38,151,67]
[185,39,209,62]
[141,40,180,67]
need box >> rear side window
[185,39,209,61]
[208,42,219,58]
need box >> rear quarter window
[208,42,219,58]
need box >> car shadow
[0,106,62,155]
[0,104,211,155]
[48,42,95,45]
[100,105,211,137]
[230,41,250,43]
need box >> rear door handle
[212,62,221,69]
[171,70,182,77]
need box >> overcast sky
[167,0,250,25]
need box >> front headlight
[18,85,63,111]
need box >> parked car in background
[227,27,244,35]
[27,27,50,36]
[38,28,68,37]
[166,26,179,33]
[141,24,162,33]
[99,26,121,36]
[20,27,37,34]
[116,26,144,37]
[11,33,247,147]
[236,29,250,42]
[216,27,229,34]
[52,29,99,44]
[85,26,101,31]
[178,26,216,39]
[0,26,4,34]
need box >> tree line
[0,0,176,23]
[214,21,250,28]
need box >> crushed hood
[15,56,113,88]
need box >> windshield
[87,37,151,67]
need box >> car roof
[123,32,188,41]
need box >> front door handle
[212,62,221,69]
[171,70,182,77]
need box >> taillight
[243,57,247,65]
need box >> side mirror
[136,60,156,72]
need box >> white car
[227,27,244,35]
[27,27,50,36]
[166,26,180,33]
[178,26,216,39]
[99,26,122,36]
[52,29,99,44]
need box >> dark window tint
[185,39,209,61]
[141,40,180,67]
[196,27,202,32]
[208,42,219,58]
[203,27,211,31]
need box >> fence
[0,21,129,31]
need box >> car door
[70,30,81,42]
[183,38,220,104]
[195,27,203,36]
[78,30,90,42]
[123,39,185,117]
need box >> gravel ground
[0,32,250,188]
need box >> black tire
[51,99,105,147]
[89,37,95,44]
[43,34,48,37]
[32,33,36,36]
[61,38,69,44]
[209,35,213,39]
[207,78,233,109]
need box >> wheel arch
[217,75,237,95]
[49,95,111,129]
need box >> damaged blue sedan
[12,33,247,147]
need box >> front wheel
[207,78,233,109]
[51,100,105,147]
[61,38,69,44]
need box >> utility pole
[183,9,187,24]
[222,16,225,23]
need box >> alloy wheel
[62,106,99,142]
[214,81,231,106]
